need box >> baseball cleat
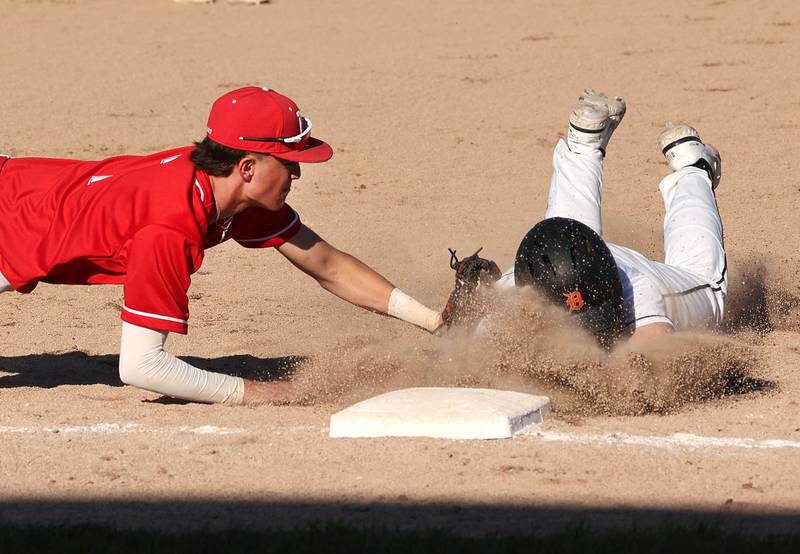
[658,121,721,189]
[579,89,626,139]
[567,89,626,156]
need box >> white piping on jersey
[193,178,205,203]
[87,175,113,186]
[160,154,182,165]
[123,305,188,325]
[236,211,299,243]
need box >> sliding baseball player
[443,90,725,346]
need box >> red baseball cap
[206,87,333,163]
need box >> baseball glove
[440,247,501,331]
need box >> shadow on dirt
[0,352,307,389]
[0,499,797,538]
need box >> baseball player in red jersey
[0,87,443,405]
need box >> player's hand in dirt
[431,314,449,336]
[243,380,296,405]
[441,247,501,332]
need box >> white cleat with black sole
[658,121,721,190]
[567,89,626,156]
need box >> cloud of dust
[723,257,800,335]
[291,287,767,417]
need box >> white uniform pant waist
[0,268,11,293]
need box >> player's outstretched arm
[277,224,443,333]
[118,321,291,405]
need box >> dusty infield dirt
[1,0,800,535]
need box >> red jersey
[0,147,300,334]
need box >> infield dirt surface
[1,0,799,535]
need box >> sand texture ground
[1,0,799,534]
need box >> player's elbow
[316,271,339,293]
[118,322,169,391]
[314,254,339,284]
[118,358,145,389]
[118,354,158,390]
[118,339,167,391]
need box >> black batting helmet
[514,217,625,345]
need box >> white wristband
[387,288,442,333]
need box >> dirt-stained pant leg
[655,166,727,323]
[544,139,605,235]
[659,167,727,292]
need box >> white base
[329,387,549,440]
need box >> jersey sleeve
[231,204,301,249]
[122,226,200,334]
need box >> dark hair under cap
[190,136,249,177]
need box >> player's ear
[237,156,256,182]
